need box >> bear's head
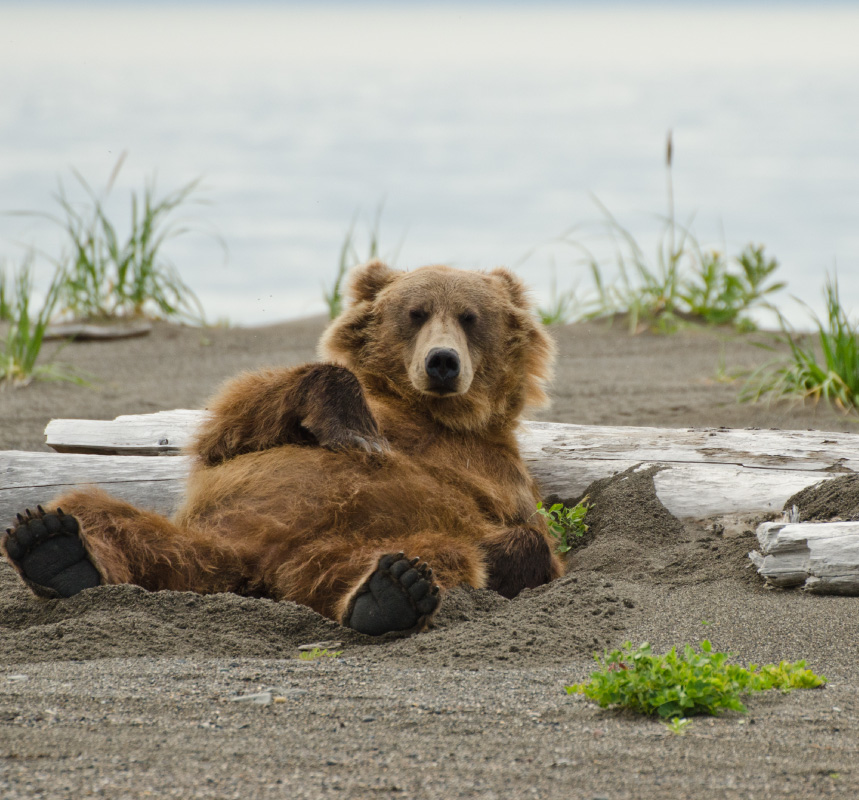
[319,261,555,432]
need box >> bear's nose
[425,347,461,390]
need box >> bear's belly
[177,445,498,546]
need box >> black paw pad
[3,507,101,598]
[346,553,440,636]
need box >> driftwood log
[749,521,859,594]
[43,321,153,341]
[0,412,856,527]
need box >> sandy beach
[1,316,858,799]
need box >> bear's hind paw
[3,507,101,598]
[345,553,440,636]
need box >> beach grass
[0,257,83,387]
[14,154,209,324]
[0,266,11,322]
[556,133,785,333]
[537,266,580,326]
[325,206,387,319]
[743,274,859,413]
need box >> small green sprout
[566,640,825,719]
[535,498,589,554]
[663,717,692,735]
[298,647,342,661]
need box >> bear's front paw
[345,553,440,636]
[322,429,390,455]
[3,507,101,598]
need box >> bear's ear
[348,259,397,304]
[319,260,397,368]
[489,268,529,309]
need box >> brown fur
[8,262,562,630]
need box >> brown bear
[2,261,562,636]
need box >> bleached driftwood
[0,412,853,526]
[750,520,859,594]
[46,410,203,455]
[0,451,189,521]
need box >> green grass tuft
[558,134,783,333]
[325,205,392,320]
[0,257,84,388]
[566,640,825,719]
[15,154,212,324]
[743,274,859,413]
[0,266,12,322]
[537,266,580,326]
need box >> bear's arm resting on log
[191,364,386,466]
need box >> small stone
[298,640,342,652]
[230,691,272,706]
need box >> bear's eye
[459,311,477,326]
[409,308,428,324]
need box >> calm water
[1,3,858,327]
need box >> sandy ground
[1,316,858,799]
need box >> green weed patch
[567,640,824,719]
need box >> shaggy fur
[2,262,562,635]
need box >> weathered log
[46,410,203,455]
[0,451,189,521]
[34,412,858,521]
[749,520,859,594]
[46,413,859,474]
[10,412,859,593]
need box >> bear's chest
[406,440,538,526]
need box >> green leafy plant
[566,640,825,720]
[16,154,210,323]
[298,647,343,661]
[0,258,83,387]
[535,498,589,554]
[744,274,859,413]
[561,134,783,333]
[679,245,784,327]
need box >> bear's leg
[481,526,563,599]
[192,364,387,466]
[2,488,246,599]
[260,531,486,636]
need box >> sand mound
[0,466,753,668]
[786,474,859,521]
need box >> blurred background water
[1,1,857,327]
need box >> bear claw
[345,553,440,636]
[2,507,101,598]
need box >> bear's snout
[425,347,461,392]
